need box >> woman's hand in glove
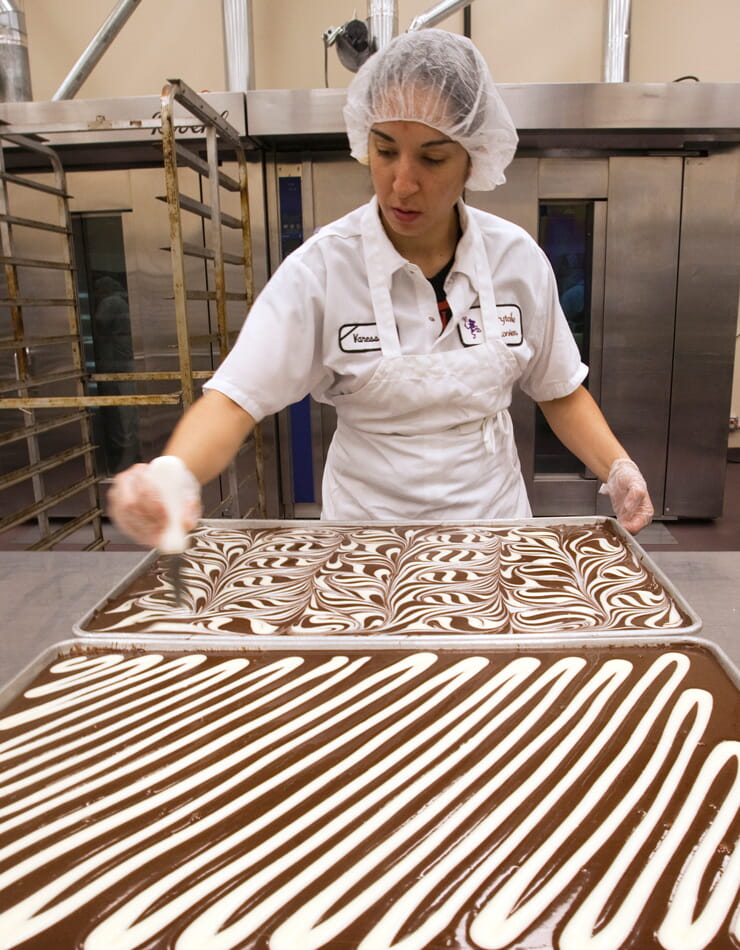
[107,459,202,547]
[599,458,654,534]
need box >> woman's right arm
[108,389,255,545]
[163,389,256,484]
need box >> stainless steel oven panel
[537,158,609,200]
[665,148,740,518]
[468,156,539,237]
[598,156,684,518]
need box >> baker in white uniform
[110,29,654,542]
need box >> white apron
[321,215,531,521]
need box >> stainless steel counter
[1,549,737,685]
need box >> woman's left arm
[537,385,654,533]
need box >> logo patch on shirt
[458,311,485,346]
[457,304,523,347]
[339,323,381,352]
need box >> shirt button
[428,314,436,322]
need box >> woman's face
[368,119,470,251]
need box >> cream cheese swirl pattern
[0,645,736,949]
[82,522,690,637]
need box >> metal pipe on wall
[223,0,254,91]
[52,0,143,101]
[367,0,397,52]
[0,0,32,101]
[408,0,475,33]
[603,0,631,82]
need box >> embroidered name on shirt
[339,323,381,352]
[497,304,523,346]
[458,304,524,347]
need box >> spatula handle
[149,455,189,553]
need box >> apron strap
[469,213,501,342]
[361,221,403,359]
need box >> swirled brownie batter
[81,521,690,637]
[0,643,736,949]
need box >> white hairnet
[343,29,518,192]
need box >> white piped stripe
[0,650,735,950]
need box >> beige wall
[24,0,226,101]
[24,0,740,99]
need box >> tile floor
[641,459,740,553]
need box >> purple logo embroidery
[463,316,482,338]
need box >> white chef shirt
[204,197,587,420]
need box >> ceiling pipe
[408,0,475,33]
[366,0,397,52]
[52,0,143,101]
[603,0,631,82]
[223,0,254,91]
[0,0,31,101]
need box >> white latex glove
[599,458,654,534]
[108,458,202,547]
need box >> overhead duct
[367,0,397,53]
[52,0,143,101]
[408,0,473,32]
[0,0,31,102]
[223,0,254,91]
[603,0,631,82]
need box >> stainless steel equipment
[0,0,31,102]
[250,83,740,521]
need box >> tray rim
[72,516,702,640]
[3,633,736,716]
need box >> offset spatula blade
[149,455,189,608]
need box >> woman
[110,30,653,544]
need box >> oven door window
[536,201,595,475]
[72,213,141,476]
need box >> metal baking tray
[3,632,737,700]
[0,634,735,950]
[74,516,702,643]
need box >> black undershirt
[427,257,455,329]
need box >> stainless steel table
[1,549,738,685]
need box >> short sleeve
[204,251,333,422]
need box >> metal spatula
[150,455,189,607]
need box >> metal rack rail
[159,77,265,520]
[0,78,265,549]
[0,130,105,550]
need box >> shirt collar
[360,195,480,282]
[360,196,408,277]
[450,199,478,283]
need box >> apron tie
[483,411,514,457]
[454,413,511,457]
[483,416,497,456]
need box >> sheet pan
[73,516,702,642]
[0,633,735,950]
